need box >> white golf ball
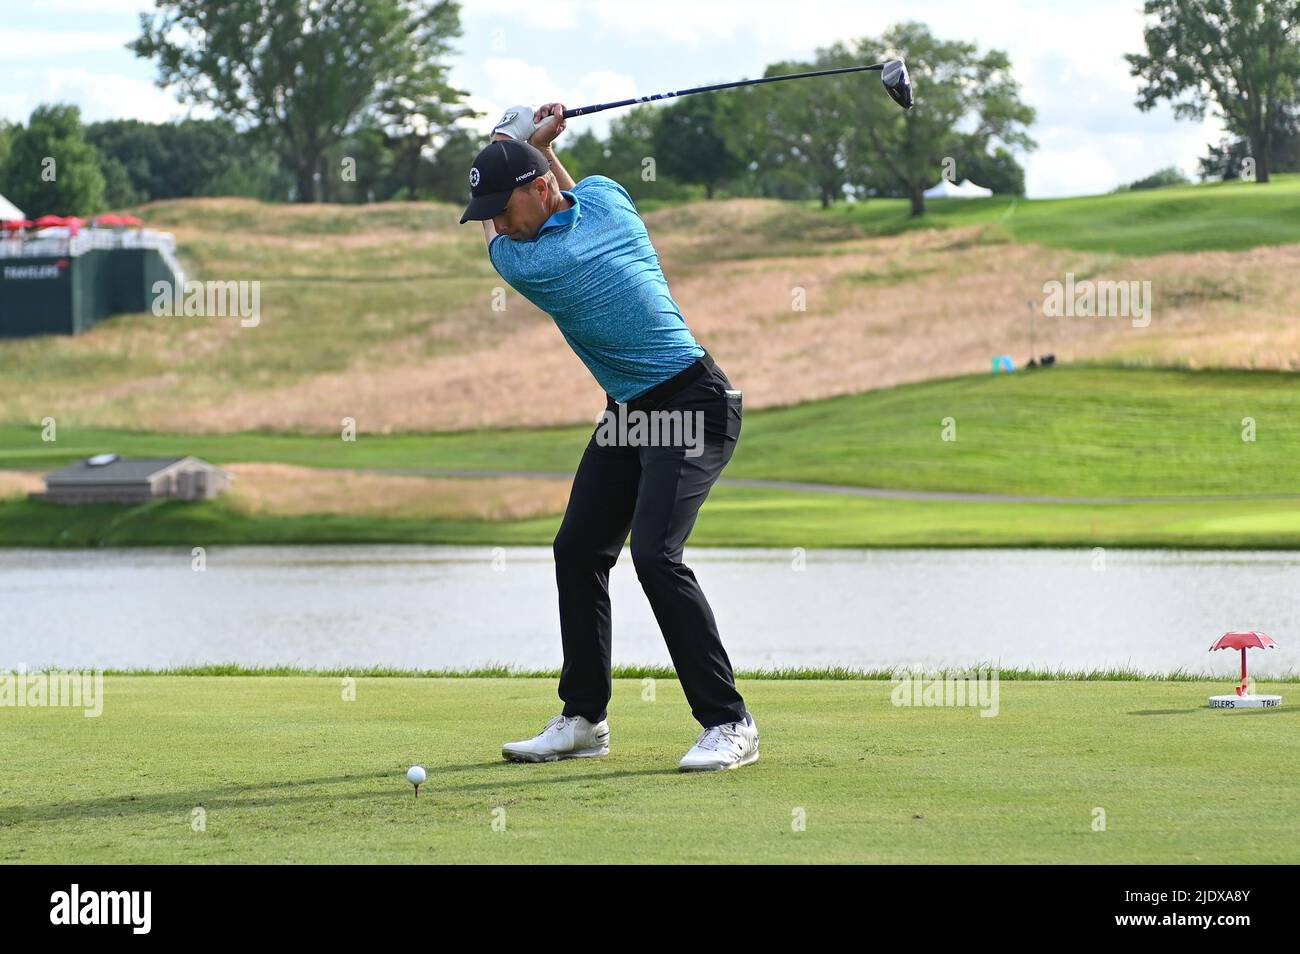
[406,765,427,785]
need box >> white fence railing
[0,229,177,260]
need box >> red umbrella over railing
[119,214,144,226]
[33,214,67,228]
[95,214,125,227]
[1209,631,1278,700]
[2,219,33,231]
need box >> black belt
[618,352,717,412]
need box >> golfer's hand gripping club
[529,103,566,149]
[489,102,566,150]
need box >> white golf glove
[491,104,540,142]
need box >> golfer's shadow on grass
[452,762,680,794]
[0,761,678,827]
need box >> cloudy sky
[0,0,1225,198]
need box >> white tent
[0,192,25,221]
[922,178,994,199]
[956,179,994,198]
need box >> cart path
[358,468,1300,506]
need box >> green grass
[729,365,1300,497]
[0,421,589,475]
[80,665,1300,682]
[829,174,1300,255]
[6,364,1300,549]
[9,484,1300,548]
[5,366,1299,498]
[1,677,1295,863]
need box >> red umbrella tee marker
[1208,631,1281,709]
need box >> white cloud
[460,0,1218,195]
[2,29,136,58]
[478,57,556,101]
[4,0,1241,196]
[466,58,639,137]
[36,1,151,11]
[1029,131,1134,197]
[464,0,892,51]
[464,0,580,32]
[0,69,188,125]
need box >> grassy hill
[1,177,1299,435]
[5,365,1300,549]
[9,483,1300,549]
[5,365,1297,497]
[830,173,1300,255]
[3,180,1300,548]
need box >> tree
[554,128,608,183]
[653,95,744,199]
[369,0,476,200]
[322,126,396,202]
[99,155,145,208]
[1274,104,1300,171]
[1127,0,1300,184]
[1199,136,1255,180]
[573,106,698,204]
[200,148,293,200]
[949,139,1026,195]
[0,104,106,216]
[88,118,288,201]
[423,125,481,204]
[86,120,162,198]
[380,98,476,201]
[0,119,15,171]
[131,0,470,202]
[1198,98,1300,180]
[855,24,1035,216]
[604,107,667,199]
[722,49,867,207]
[1113,165,1189,191]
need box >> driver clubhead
[882,59,913,110]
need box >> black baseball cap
[460,139,551,224]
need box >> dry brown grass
[224,463,570,519]
[7,196,1300,433]
[659,232,1300,408]
[202,225,1300,429]
[0,470,44,499]
[194,315,603,432]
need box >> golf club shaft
[565,62,888,117]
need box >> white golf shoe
[678,713,759,772]
[501,715,610,763]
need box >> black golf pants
[553,355,747,729]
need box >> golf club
[564,57,913,117]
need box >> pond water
[2,546,1296,676]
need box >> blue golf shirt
[488,175,704,402]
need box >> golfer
[460,103,757,771]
